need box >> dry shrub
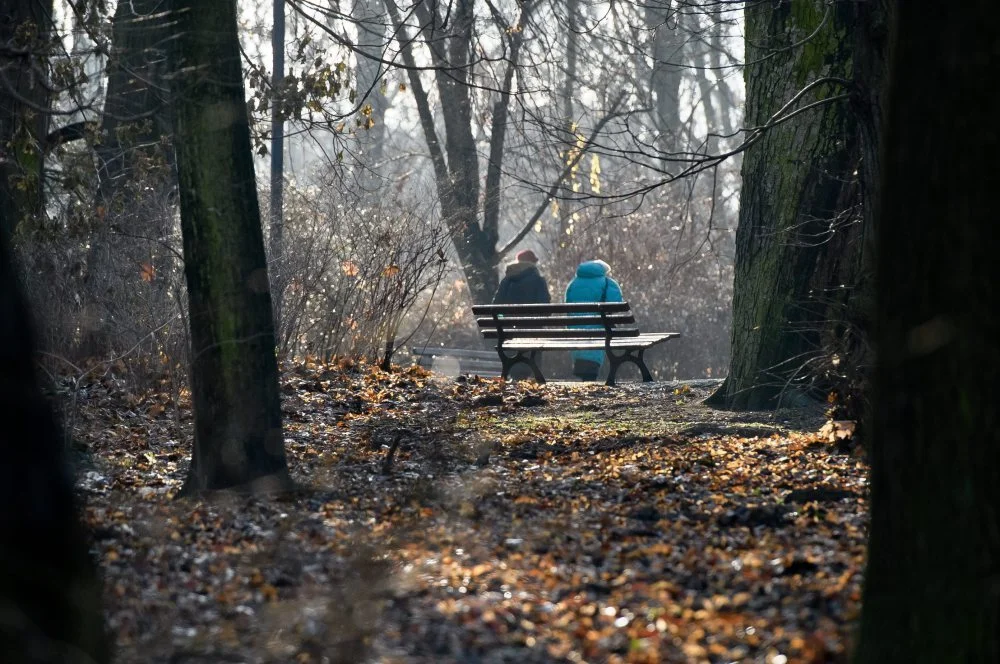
[271,184,450,367]
[17,150,188,398]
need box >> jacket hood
[575,260,610,279]
[505,261,539,279]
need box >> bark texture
[170,0,291,494]
[97,0,175,189]
[854,4,1000,660]
[646,0,684,147]
[0,221,109,662]
[269,0,286,324]
[708,0,863,409]
[0,0,51,242]
[353,0,389,174]
[81,0,176,355]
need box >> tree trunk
[97,0,175,183]
[685,12,720,153]
[170,0,292,495]
[849,0,893,327]
[708,20,736,139]
[391,0,500,303]
[81,0,176,356]
[426,0,499,303]
[481,1,530,287]
[0,222,109,662]
[0,0,51,243]
[707,0,862,410]
[854,5,1000,661]
[646,0,685,149]
[561,0,579,126]
[269,0,286,327]
[353,0,389,176]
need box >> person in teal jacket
[564,259,624,381]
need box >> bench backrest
[471,302,640,340]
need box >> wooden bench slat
[482,328,641,339]
[495,332,680,351]
[475,314,635,327]
[418,365,503,377]
[415,356,502,368]
[472,302,630,315]
[410,346,504,376]
[410,346,497,360]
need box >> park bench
[410,345,503,377]
[471,302,680,386]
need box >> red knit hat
[515,249,538,263]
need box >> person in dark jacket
[492,250,550,379]
[565,259,624,381]
[492,249,551,305]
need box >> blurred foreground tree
[855,3,1000,660]
[169,1,292,494]
[0,220,108,661]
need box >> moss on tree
[170,1,292,494]
[708,0,865,410]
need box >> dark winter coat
[492,262,551,305]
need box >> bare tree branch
[497,92,626,259]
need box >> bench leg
[499,350,514,380]
[636,349,654,382]
[606,351,623,386]
[525,351,545,383]
[498,349,546,384]
[604,348,654,386]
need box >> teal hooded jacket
[564,260,624,366]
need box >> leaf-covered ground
[72,360,868,663]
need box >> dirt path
[75,364,867,663]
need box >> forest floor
[71,359,868,664]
